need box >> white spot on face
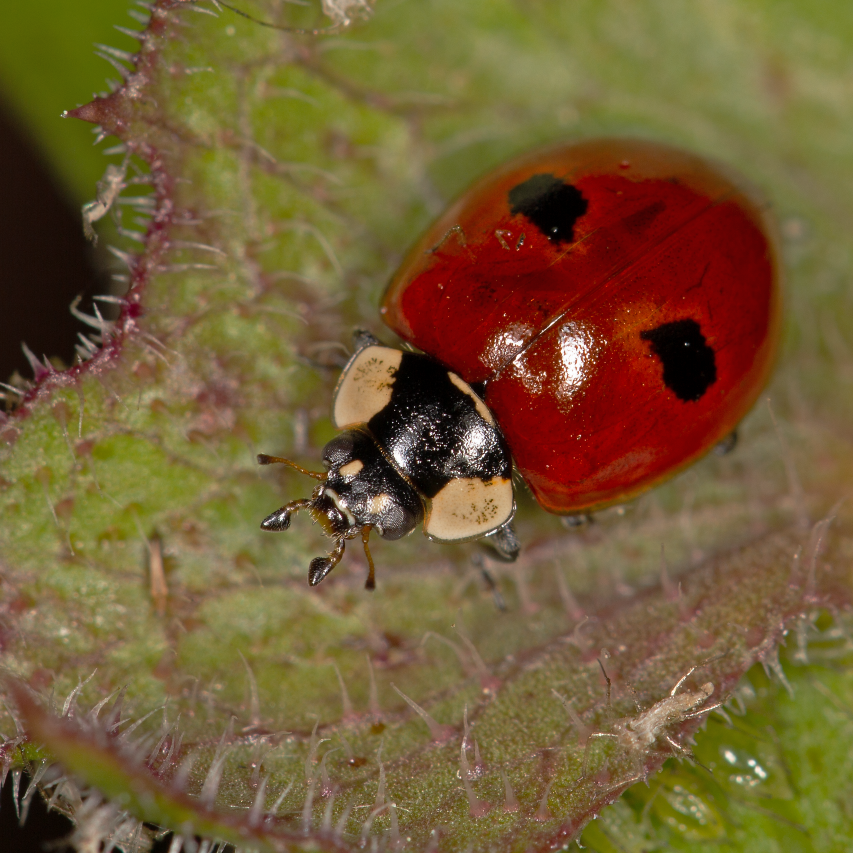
[424,477,513,542]
[339,459,364,478]
[324,488,356,527]
[448,373,494,424]
[368,493,394,515]
[333,346,402,428]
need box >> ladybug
[260,138,780,589]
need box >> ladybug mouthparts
[257,453,384,590]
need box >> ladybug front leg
[482,519,520,562]
[260,498,313,531]
[561,513,593,529]
[713,430,738,455]
[352,328,380,355]
[308,537,346,586]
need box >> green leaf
[0,0,145,204]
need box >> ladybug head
[258,429,423,589]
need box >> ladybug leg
[478,565,507,611]
[260,498,313,531]
[308,537,346,586]
[482,519,520,562]
[361,526,377,591]
[713,430,738,456]
[561,513,593,529]
[352,328,381,354]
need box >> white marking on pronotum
[425,476,513,542]
[333,346,402,428]
[447,372,494,424]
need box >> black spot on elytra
[640,319,717,402]
[508,173,588,244]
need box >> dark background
[0,91,110,391]
[0,771,74,852]
[0,1,128,844]
[0,93,108,848]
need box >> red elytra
[380,138,781,514]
